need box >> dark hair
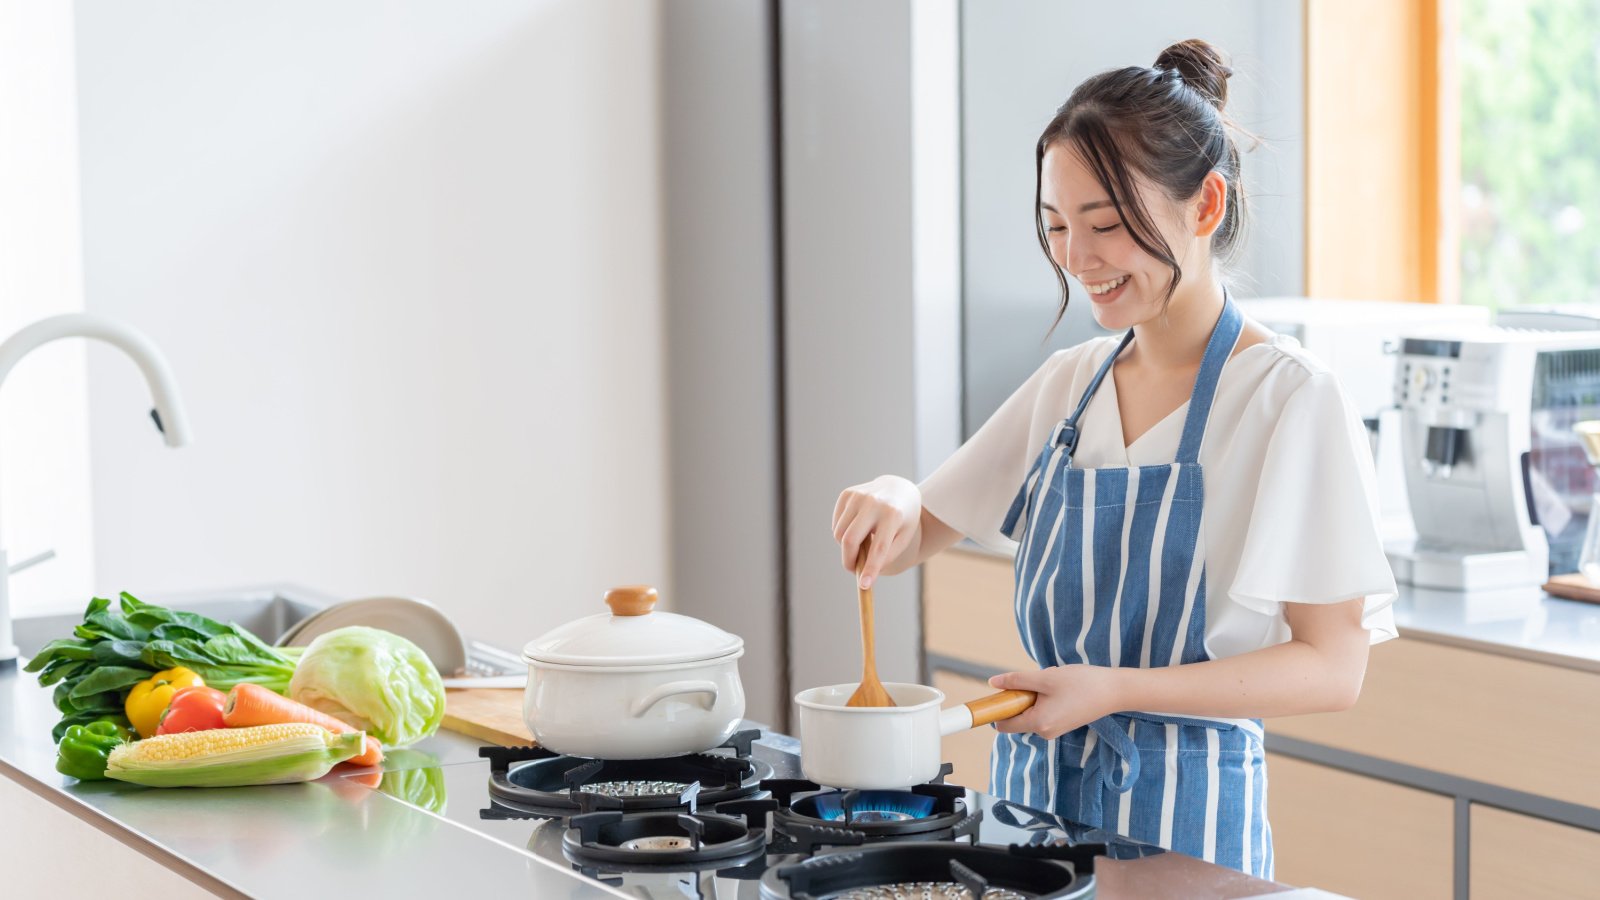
[1036,38,1249,328]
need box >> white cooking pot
[795,681,1035,789]
[521,585,745,759]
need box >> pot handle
[630,680,720,717]
[938,690,1036,736]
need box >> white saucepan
[520,586,746,759]
[795,681,1036,789]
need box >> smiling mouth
[1085,274,1130,296]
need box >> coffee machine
[1388,325,1600,590]
[1239,298,1489,531]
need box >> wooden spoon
[845,535,897,708]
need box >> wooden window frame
[1305,0,1457,304]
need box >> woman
[830,39,1396,878]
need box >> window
[1459,0,1600,309]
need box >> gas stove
[399,729,1166,899]
[482,729,774,817]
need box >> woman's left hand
[988,665,1126,739]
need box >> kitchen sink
[13,586,525,678]
[12,588,330,659]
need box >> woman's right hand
[832,475,922,590]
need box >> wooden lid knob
[605,586,659,617]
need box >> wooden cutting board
[1544,573,1600,605]
[442,688,535,746]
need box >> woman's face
[1039,144,1203,332]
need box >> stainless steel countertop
[0,661,630,899]
[1391,582,1600,673]
[9,562,1572,898]
[2,583,1306,898]
[2,662,1299,899]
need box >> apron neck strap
[1173,292,1243,464]
[1057,329,1135,454]
[1057,291,1242,460]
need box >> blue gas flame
[811,791,937,822]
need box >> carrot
[224,683,384,767]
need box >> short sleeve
[919,353,1062,553]
[1227,372,1399,644]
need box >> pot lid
[522,586,744,667]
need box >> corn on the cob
[106,723,364,787]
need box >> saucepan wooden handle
[965,690,1036,728]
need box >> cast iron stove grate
[480,728,771,818]
[762,841,1104,900]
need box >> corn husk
[106,723,364,788]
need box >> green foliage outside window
[1461,0,1600,309]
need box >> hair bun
[1154,38,1232,111]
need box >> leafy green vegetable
[93,640,148,667]
[68,665,151,699]
[23,592,300,742]
[289,626,445,748]
[33,639,96,662]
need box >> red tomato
[155,685,229,735]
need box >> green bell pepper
[56,719,133,781]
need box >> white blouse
[920,331,1398,660]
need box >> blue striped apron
[992,297,1273,878]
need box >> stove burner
[843,810,916,825]
[561,800,774,867]
[480,729,770,817]
[826,883,1026,900]
[586,780,691,798]
[766,775,978,851]
[619,835,696,851]
[810,791,938,823]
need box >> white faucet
[0,314,192,665]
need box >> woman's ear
[1193,171,1228,238]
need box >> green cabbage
[288,626,445,747]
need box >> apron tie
[1077,715,1140,827]
[1073,712,1261,828]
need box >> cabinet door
[931,670,997,791]
[923,551,1033,672]
[1266,753,1454,900]
[1471,805,1600,899]
[1267,638,1600,808]
[0,775,221,898]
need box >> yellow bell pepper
[125,667,205,738]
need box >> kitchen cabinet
[1268,637,1600,808]
[922,549,1029,793]
[923,549,1031,672]
[1470,805,1600,899]
[1266,753,1453,900]
[0,773,220,899]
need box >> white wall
[70,0,668,648]
[0,0,95,615]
